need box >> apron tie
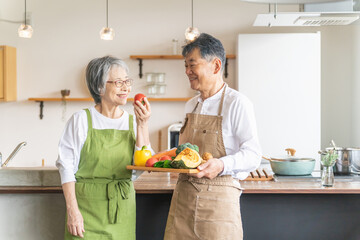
[107,179,131,224]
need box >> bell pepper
[134,146,152,166]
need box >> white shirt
[184,84,262,180]
[56,106,153,184]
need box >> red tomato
[159,155,172,161]
[134,93,146,105]
[145,157,159,167]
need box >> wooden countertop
[133,172,360,194]
[2,172,360,194]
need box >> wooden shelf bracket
[138,58,143,78]
[38,101,44,119]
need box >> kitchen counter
[2,170,360,239]
[134,171,360,194]
[2,170,360,194]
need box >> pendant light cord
[24,0,27,25]
[191,0,194,28]
[106,0,109,28]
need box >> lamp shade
[100,27,114,40]
[185,27,200,42]
[18,24,33,38]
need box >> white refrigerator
[236,32,321,166]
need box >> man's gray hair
[85,56,129,104]
[182,33,226,73]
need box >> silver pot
[325,147,360,175]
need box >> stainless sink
[0,167,61,186]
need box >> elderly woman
[56,56,152,239]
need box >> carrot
[153,147,177,159]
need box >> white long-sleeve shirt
[56,106,153,184]
[184,84,262,180]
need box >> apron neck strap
[129,114,133,131]
[84,109,93,131]
[192,102,200,114]
[129,114,135,139]
[191,83,227,115]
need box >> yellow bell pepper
[134,145,152,166]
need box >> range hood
[253,0,360,26]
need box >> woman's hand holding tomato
[134,93,146,105]
[133,93,151,127]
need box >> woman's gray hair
[182,33,226,73]
[85,56,129,104]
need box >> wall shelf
[28,97,93,102]
[28,97,191,120]
[129,54,236,79]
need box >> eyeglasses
[106,78,133,88]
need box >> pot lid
[264,148,315,162]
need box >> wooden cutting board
[126,165,199,173]
[127,165,273,180]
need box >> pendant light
[18,0,33,38]
[185,0,200,43]
[100,0,114,40]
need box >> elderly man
[164,33,262,240]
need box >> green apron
[64,109,136,240]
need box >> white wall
[0,0,359,167]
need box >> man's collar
[197,83,226,103]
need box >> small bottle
[172,39,178,55]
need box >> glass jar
[147,83,166,96]
[144,73,155,83]
[154,73,165,83]
[321,165,334,187]
[320,149,337,187]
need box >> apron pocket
[191,128,219,155]
[194,194,241,240]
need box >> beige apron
[164,85,243,240]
